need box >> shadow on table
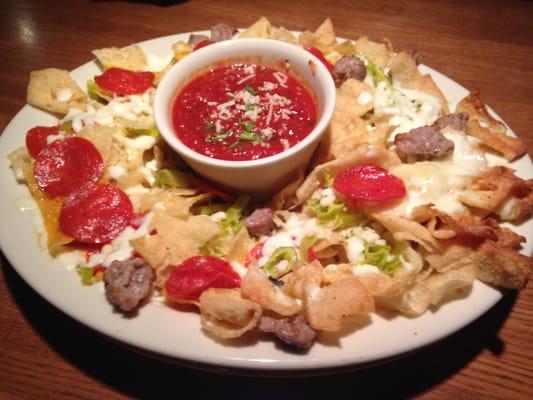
[2,253,516,399]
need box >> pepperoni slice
[94,67,154,96]
[164,256,241,301]
[333,164,406,203]
[26,125,60,158]
[305,46,334,74]
[34,137,104,197]
[59,184,133,244]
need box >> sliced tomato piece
[34,137,104,197]
[26,125,60,158]
[305,46,334,74]
[193,39,214,51]
[333,164,406,203]
[59,184,133,244]
[94,67,154,96]
[244,242,264,267]
[164,256,241,301]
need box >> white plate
[1,32,532,373]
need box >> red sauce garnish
[171,63,318,161]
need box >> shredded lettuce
[263,247,297,279]
[195,203,228,215]
[154,169,190,189]
[356,53,392,87]
[307,197,362,229]
[201,195,250,256]
[76,265,95,286]
[361,243,402,276]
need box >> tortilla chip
[354,36,392,69]
[306,276,374,331]
[283,261,323,300]
[77,124,115,165]
[132,213,220,273]
[241,265,301,316]
[8,147,73,252]
[199,288,262,339]
[171,41,193,62]
[298,18,337,53]
[237,17,272,39]
[27,68,87,115]
[270,26,298,45]
[92,45,148,71]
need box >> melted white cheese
[387,128,489,217]
[374,82,441,141]
[61,89,154,133]
[87,212,154,267]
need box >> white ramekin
[154,38,336,199]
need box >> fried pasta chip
[298,18,337,53]
[389,52,422,86]
[402,74,450,114]
[457,92,526,160]
[27,69,87,115]
[199,288,262,339]
[92,45,148,71]
[237,16,272,39]
[354,36,392,69]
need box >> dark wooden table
[1,0,532,398]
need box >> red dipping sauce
[171,63,317,161]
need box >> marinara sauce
[171,63,317,161]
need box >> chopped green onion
[76,265,94,286]
[263,247,298,279]
[244,85,258,95]
[204,121,214,131]
[361,243,402,276]
[238,132,262,142]
[307,197,363,229]
[245,104,255,112]
[154,169,190,189]
[240,120,255,131]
